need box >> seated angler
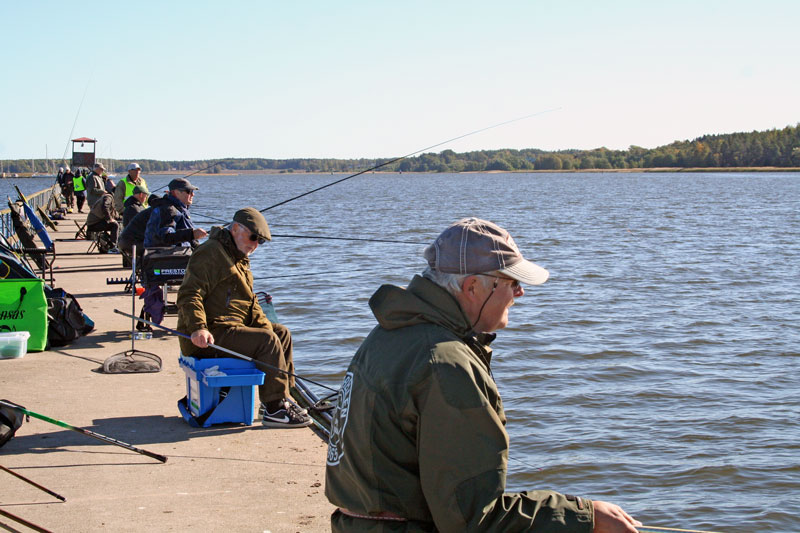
[144,178,207,249]
[122,185,150,228]
[85,189,119,253]
[118,194,159,265]
[177,208,311,428]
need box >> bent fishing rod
[112,309,338,393]
[258,108,560,213]
[150,159,229,193]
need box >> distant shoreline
[4,166,800,179]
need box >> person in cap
[85,188,119,253]
[118,194,161,269]
[177,208,311,428]
[114,163,149,216]
[143,177,207,248]
[325,218,641,532]
[122,184,150,228]
[86,162,107,209]
[61,166,76,212]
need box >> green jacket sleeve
[417,353,595,532]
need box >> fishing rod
[189,209,427,245]
[0,400,167,464]
[0,507,54,533]
[112,309,339,393]
[60,75,92,169]
[0,464,66,502]
[258,108,560,213]
[151,160,228,193]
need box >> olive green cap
[233,207,271,241]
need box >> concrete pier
[0,211,334,532]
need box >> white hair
[422,267,493,297]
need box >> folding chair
[74,220,88,239]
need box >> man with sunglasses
[325,218,640,532]
[144,177,207,249]
[177,207,311,428]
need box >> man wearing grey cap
[177,208,311,428]
[325,218,640,532]
[86,162,107,208]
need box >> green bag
[0,278,48,352]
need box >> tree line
[4,124,799,175]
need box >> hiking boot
[260,399,312,428]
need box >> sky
[1,0,798,162]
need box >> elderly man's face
[230,222,260,256]
[460,274,524,333]
[129,168,142,181]
[172,189,194,207]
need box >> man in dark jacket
[85,190,119,252]
[177,208,311,428]
[122,185,149,228]
[118,194,159,263]
[144,178,207,248]
[325,218,641,533]
[86,163,107,209]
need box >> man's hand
[193,228,208,240]
[191,329,214,348]
[593,500,641,533]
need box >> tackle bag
[141,246,192,285]
[0,400,25,448]
[0,279,48,352]
[44,287,94,347]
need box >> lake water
[5,172,799,532]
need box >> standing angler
[325,217,641,532]
[114,163,148,216]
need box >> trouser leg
[212,324,294,404]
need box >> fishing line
[189,209,429,245]
[258,108,561,213]
[252,263,414,281]
[60,74,93,166]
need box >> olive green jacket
[325,275,594,532]
[176,227,271,355]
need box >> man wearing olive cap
[177,207,311,428]
[325,218,640,532]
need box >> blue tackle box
[178,355,265,427]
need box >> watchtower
[71,137,97,169]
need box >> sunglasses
[246,231,267,245]
[476,274,521,290]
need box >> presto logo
[326,371,353,466]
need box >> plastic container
[178,355,265,427]
[0,331,31,359]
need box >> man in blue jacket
[144,178,207,248]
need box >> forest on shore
[4,124,800,174]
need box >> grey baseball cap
[423,217,549,285]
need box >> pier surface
[0,212,333,532]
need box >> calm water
[5,172,799,531]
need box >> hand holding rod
[112,309,338,393]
